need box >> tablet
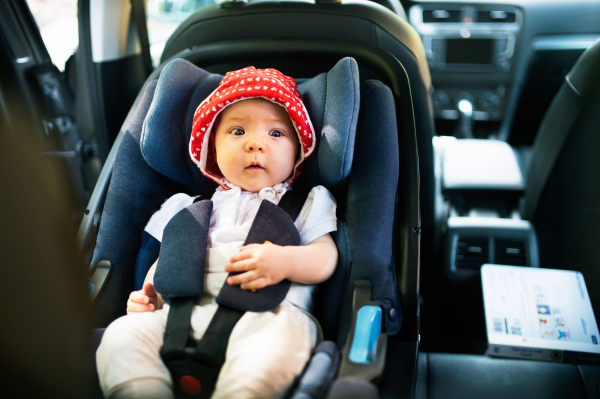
[481,264,600,364]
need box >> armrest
[443,139,524,192]
[338,280,388,381]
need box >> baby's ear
[209,115,220,164]
[207,129,224,178]
[296,134,302,162]
[210,131,217,164]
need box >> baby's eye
[269,130,283,138]
[231,128,245,136]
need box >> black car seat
[159,0,436,280]
[522,38,600,321]
[413,352,600,399]
[414,39,600,399]
[81,54,420,397]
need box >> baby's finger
[229,250,254,263]
[227,270,259,286]
[142,282,157,297]
[241,277,269,291]
[127,301,155,313]
[239,243,261,251]
[225,258,256,273]
[129,291,149,304]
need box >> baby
[97,67,339,399]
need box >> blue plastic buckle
[348,306,382,364]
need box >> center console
[409,4,522,136]
[434,138,539,282]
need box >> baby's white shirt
[144,184,337,312]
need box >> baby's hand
[225,243,290,291]
[126,282,159,314]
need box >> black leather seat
[522,38,600,320]
[414,352,600,399]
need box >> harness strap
[161,297,194,362]
[215,190,304,312]
[279,186,310,221]
[161,187,310,398]
[193,306,245,366]
[154,200,213,302]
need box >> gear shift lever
[456,99,474,138]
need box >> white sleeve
[144,193,197,242]
[294,186,337,246]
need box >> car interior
[1,0,600,398]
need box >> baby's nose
[246,138,265,152]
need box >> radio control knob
[497,58,511,71]
[479,92,500,110]
[432,91,449,109]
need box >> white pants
[97,297,314,399]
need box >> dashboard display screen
[445,39,494,65]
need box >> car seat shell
[79,19,421,396]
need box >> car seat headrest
[141,59,220,193]
[567,37,600,99]
[141,57,359,195]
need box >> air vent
[495,239,527,266]
[423,9,461,23]
[477,11,516,23]
[456,237,489,269]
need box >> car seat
[80,54,420,398]
[158,0,436,285]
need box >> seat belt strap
[193,306,245,366]
[278,186,310,222]
[130,0,153,78]
[160,297,194,362]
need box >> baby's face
[213,98,299,192]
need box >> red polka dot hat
[189,67,316,189]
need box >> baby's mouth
[245,162,265,171]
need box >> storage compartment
[445,217,539,282]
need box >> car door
[0,0,101,221]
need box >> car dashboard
[405,0,600,143]
[410,3,519,135]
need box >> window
[147,0,220,66]
[26,0,78,71]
